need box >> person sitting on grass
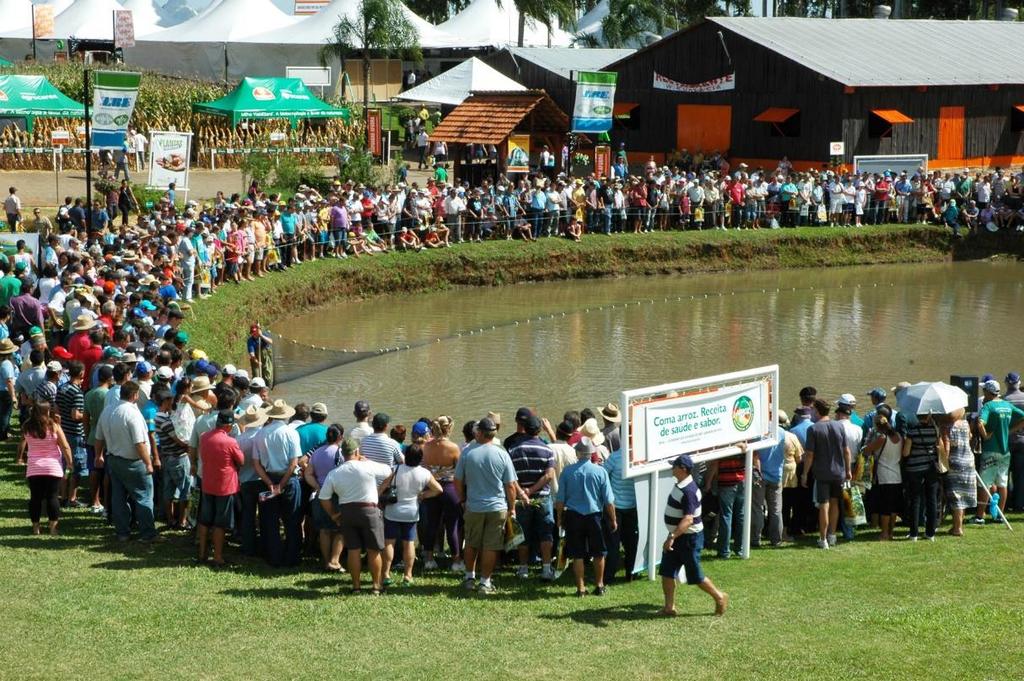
[197,409,244,567]
[396,227,422,252]
[564,215,582,242]
[660,454,728,617]
[422,226,446,249]
[512,217,535,242]
[364,225,389,253]
[433,217,452,247]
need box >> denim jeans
[528,208,544,239]
[108,456,156,540]
[240,479,266,556]
[260,475,301,567]
[904,467,938,538]
[716,481,746,558]
[181,261,195,301]
[763,482,783,545]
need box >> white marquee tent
[438,0,573,48]
[6,0,125,39]
[395,57,525,105]
[141,0,300,42]
[121,0,167,36]
[0,0,34,37]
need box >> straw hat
[0,338,17,355]
[189,375,213,394]
[578,418,605,447]
[599,402,621,424]
[237,404,269,428]
[72,314,96,332]
[265,399,296,420]
[486,411,502,429]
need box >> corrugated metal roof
[710,17,1024,87]
[506,47,635,79]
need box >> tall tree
[319,0,422,111]
[405,0,471,24]
[495,0,577,47]
[598,0,671,47]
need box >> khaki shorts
[464,510,507,552]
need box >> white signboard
[147,131,193,191]
[829,141,845,156]
[652,71,735,93]
[286,66,332,87]
[293,0,328,14]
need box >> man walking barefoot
[661,454,727,616]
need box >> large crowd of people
[3,153,1023,613]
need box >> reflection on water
[273,261,1024,427]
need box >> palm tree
[500,0,577,47]
[319,0,422,112]
[598,0,669,47]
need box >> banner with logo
[594,144,610,178]
[90,71,141,149]
[148,131,192,191]
[367,108,382,156]
[294,0,328,14]
[652,71,735,93]
[32,4,55,39]
[571,71,616,133]
[113,10,135,49]
[506,134,530,173]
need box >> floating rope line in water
[272,280,909,384]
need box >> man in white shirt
[350,400,373,442]
[4,187,22,232]
[131,128,148,170]
[319,438,392,592]
[94,381,158,541]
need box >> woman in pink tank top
[21,402,72,535]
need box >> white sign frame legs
[620,365,780,580]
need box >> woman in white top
[379,444,442,586]
[862,406,903,541]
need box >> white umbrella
[896,381,968,416]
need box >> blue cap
[135,361,152,375]
[1006,372,1020,385]
[982,373,994,382]
[868,387,886,401]
[671,454,694,470]
[140,300,157,311]
[412,421,430,437]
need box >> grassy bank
[186,225,955,363]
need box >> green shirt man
[0,273,21,308]
[434,165,448,183]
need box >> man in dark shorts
[554,437,616,597]
[198,410,245,567]
[661,454,727,617]
[319,438,392,593]
[801,399,851,550]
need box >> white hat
[235,369,250,380]
[46,361,63,372]
[156,366,174,380]
[251,377,267,389]
[223,364,237,376]
[837,393,857,407]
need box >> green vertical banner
[571,70,617,133]
[90,70,141,149]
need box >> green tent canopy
[0,74,85,132]
[0,56,13,67]
[192,77,350,128]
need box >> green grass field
[1,431,1021,680]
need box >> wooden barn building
[608,17,1024,170]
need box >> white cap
[46,361,63,372]
[156,366,174,380]
[251,377,267,389]
[235,369,249,380]
[223,364,237,376]
[837,393,857,406]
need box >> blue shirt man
[455,436,516,513]
[556,448,614,516]
[789,410,814,448]
[603,449,635,510]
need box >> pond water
[271,260,1024,426]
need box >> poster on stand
[148,131,193,192]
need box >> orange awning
[1014,105,1024,113]
[753,107,799,123]
[613,102,638,117]
[871,109,914,124]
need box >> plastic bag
[503,515,525,552]
[172,401,195,443]
[843,484,867,526]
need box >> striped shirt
[717,455,745,486]
[509,437,555,496]
[903,423,938,473]
[33,379,57,405]
[358,432,403,468]
[55,382,85,439]
[155,411,187,458]
[664,476,703,534]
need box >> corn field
[0,62,362,170]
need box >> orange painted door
[676,105,733,154]
[937,106,965,161]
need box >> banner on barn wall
[653,71,735,93]
[571,71,617,133]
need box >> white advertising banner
[652,71,735,93]
[147,131,192,191]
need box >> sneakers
[477,582,497,595]
[970,517,986,525]
[906,535,919,542]
[462,577,477,591]
[90,505,105,515]
[423,559,438,570]
[516,565,529,579]
[450,560,465,573]
[827,534,837,547]
[591,586,607,596]
[816,538,829,550]
[540,565,555,581]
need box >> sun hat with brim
[72,315,97,332]
[189,375,213,394]
[600,402,621,424]
[265,399,296,420]
[237,405,270,428]
[0,339,17,355]
[578,418,606,447]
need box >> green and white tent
[0,56,13,67]
[192,77,350,128]
[0,74,85,131]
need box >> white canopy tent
[395,57,525,105]
[438,0,573,47]
[141,0,300,42]
[121,0,167,36]
[6,0,125,39]
[0,0,34,37]
[576,0,608,34]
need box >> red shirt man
[200,421,244,497]
[66,325,94,361]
